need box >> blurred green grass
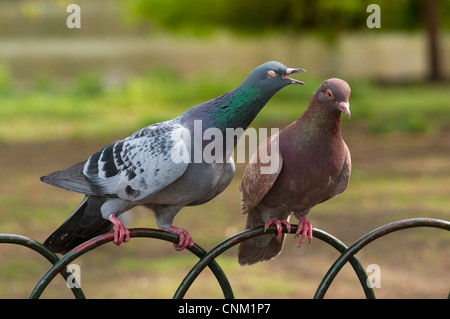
[0,64,449,144]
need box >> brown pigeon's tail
[237,208,287,266]
[44,196,113,254]
[238,233,286,266]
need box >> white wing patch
[83,121,190,201]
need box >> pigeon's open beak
[283,68,306,85]
[339,101,351,119]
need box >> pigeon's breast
[261,140,346,211]
[141,161,234,205]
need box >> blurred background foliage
[127,0,449,33]
[127,0,449,81]
[0,0,449,299]
[0,0,449,141]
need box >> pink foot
[264,216,291,241]
[295,215,313,246]
[163,226,194,251]
[109,215,130,246]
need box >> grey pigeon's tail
[40,161,94,195]
[237,208,286,266]
[44,196,112,254]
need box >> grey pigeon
[238,78,351,266]
[41,61,305,254]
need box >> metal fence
[1,217,449,299]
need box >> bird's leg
[163,226,194,251]
[153,204,194,251]
[294,215,313,247]
[264,216,291,241]
[108,215,130,246]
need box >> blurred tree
[423,0,442,81]
[126,0,449,81]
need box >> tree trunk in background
[423,0,442,82]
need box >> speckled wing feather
[240,135,283,214]
[83,120,190,201]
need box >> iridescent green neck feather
[181,83,277,132]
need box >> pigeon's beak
[283,68,306,85]
[339,101,351,119]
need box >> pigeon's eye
[326,89,333,99]
[266,70,277,79]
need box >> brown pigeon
[238,78,351,266]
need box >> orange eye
[326,89,333,99]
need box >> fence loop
[27,228,234,299]
[0,234,86,298]
[173,226,375,299]
[1,217,449,298]
[314,218,450,299]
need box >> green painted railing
[1,217,448,299]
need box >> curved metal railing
[0,217,448,299]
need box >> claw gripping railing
[0,217,449,299]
